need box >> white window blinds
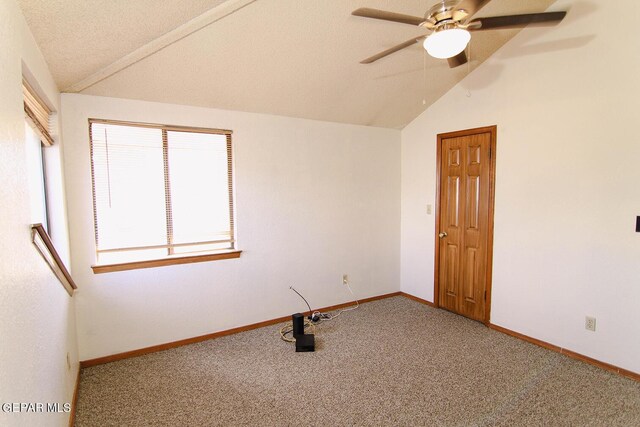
[23,79,54,146]
[89,119,235,265]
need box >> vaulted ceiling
[19,0,558,128]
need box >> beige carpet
[75,296,640,426]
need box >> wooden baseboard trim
[68,367,80,427]
[399,292,639,382]
[80,291,401,368]
[489,324,561,353]
[489,323,640,382]
[400,292,436,307]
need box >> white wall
[401,0,640,374]
[0,1,78,426]
[61,94,401,361]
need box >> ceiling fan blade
[352,8,425,26]
[454,0,492,20]
[360,37,424,64]
[469,11,567,31]
[448,51,468,68]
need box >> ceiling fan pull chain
[466,41,472,98]
[467,40,471,73]
[423,50,428,105]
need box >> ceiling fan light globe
[423,28,471,59]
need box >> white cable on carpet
[280,282,360,343]
[311,281,360,322]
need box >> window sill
[32,224,78,296]
[91,250,242,274]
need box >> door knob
[439,232,448,238]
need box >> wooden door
[435,126,496,323]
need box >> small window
[24,76,77,295]
[23,78,53,231]
[25,122,49,230]
[88,119,237,269]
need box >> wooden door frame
[433,125,497,325]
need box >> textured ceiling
[18,0,230,89]
[20,0,558,128]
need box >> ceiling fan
[352,0,567,68]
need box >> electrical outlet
[585,316,596,332]
[342,274,349,285]
[426,204,432,215]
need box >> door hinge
[484,290,487,301]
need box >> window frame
[25,121,51,231]
[88,118,241,273]
[23,77,76,295]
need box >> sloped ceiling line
[41,0,557,128]
[64,0,256,93]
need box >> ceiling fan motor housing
[422,0,470,29]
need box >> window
[23,78,53,231]
[25,122,49,230]
[24,77,77,295]
[88,119,239,272]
